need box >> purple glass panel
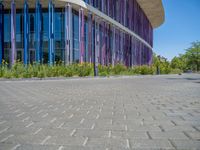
[86,0,154,66]
[11,0,16,66]
[88,12,92,64]
[112,27,115,66]
[101,22,105,65]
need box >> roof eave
[136,0,165,28]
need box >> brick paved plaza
[0,74,200,150]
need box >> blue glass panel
[72,11,79,63]
[84,20,88,62]
[54,11,64,62]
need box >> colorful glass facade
[0,0,154,67]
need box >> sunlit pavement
[0,74,200,150]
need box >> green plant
[0,61,175,79]
[98,65,110,76]
[64,67,74,77]
[4,70,13,79]
[0,65,6,78]
[112,63,127,75]
[38,70,46,78]
[77,63,93,77]
[99,71,108,77]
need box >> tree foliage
[171,54,187,71]
[170,41,200,72]
[185,41,200,71]
[153,53,172,74]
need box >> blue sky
[153,0,200,60]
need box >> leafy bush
[0,60,183,79]
[0,66,6,78]
[160,63,171,74]
[138,66,148,75]
[98,65,111,76]
[130,66,154,75]
[76,63,93,77]
[112,63,127,75]
[64,68,74,77]
[12,62,25,78]
[38,70,46,78]
[99,71,109,77]
[3,69,13,79]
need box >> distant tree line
[154,41,200,73]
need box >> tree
[171,54,187,71]
[185,41,200,71]
[153,53,171,74]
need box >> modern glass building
[0,0,164,67]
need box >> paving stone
[130,139,175,149]
[15,144,58,150]
[149,131,189,140]
[161,125,197,132]
[45,136,85,146]
[74,129,108,138]
[128,125,161,132]
[0,74,199,150]
[86,137,128,149]
[185,131,200,140]
[171,139,200,150]
[0,143,17,150]
[111,131,149,140]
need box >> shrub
[38,70,46,78]
[160,64,171,74]
[98,65,110,76]
[4,70,12,79]
[140,65,155,75]
[12,62,24,78]
[64,67,74,77]
[99,71,108,77]
[0,62,176,79]
[22,69,32,78]
[0,66,6,78]
[112,63,127,75]
[132,66,142,74]
[130,65,155,75]
[77,63,93,77]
